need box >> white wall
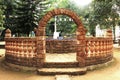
[95,24,106,37]
[115,25,120,40]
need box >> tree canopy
[89,0,120,40]
[0,0,4,28]
[0,0,119,39]
[1,0,49,36]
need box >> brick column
[106,29,113,59]
[76,27,86,67]
[36,28,45,68]
[5,28,11,38]
[106,29,112,39]
[5,29,11,62]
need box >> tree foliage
[0,0,4,28]
[89,0,120,40]
[13,0,40,36]
[1,0,48,36]
[1,0,120,39]
[46,0,83,36]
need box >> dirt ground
[0,43,120,80]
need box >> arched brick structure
[36,8,86,67]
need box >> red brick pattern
[4,37,113,67]
[46,39,77,53]
[85,37,113,66]
[5,38,37,67]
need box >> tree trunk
[113,23,116,43]
[27,31,30,37]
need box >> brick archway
[36,8,86,67]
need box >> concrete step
[37,67,87,75]
[55,75,71,80]
[43,62,79,68]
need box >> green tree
[1,0,49,36]
[0,0,4,28]
[46,0,96,37]
[39,0,50,19]
[90,0,119,41]
[13,0,39,36]
[1,0,17,39]
[46,0,82,36]
[0,9,4,31]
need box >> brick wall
[46,39,77,53]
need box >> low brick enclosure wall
[85,37,113,66]
[5,37,113,67]
[5,38,37,67]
